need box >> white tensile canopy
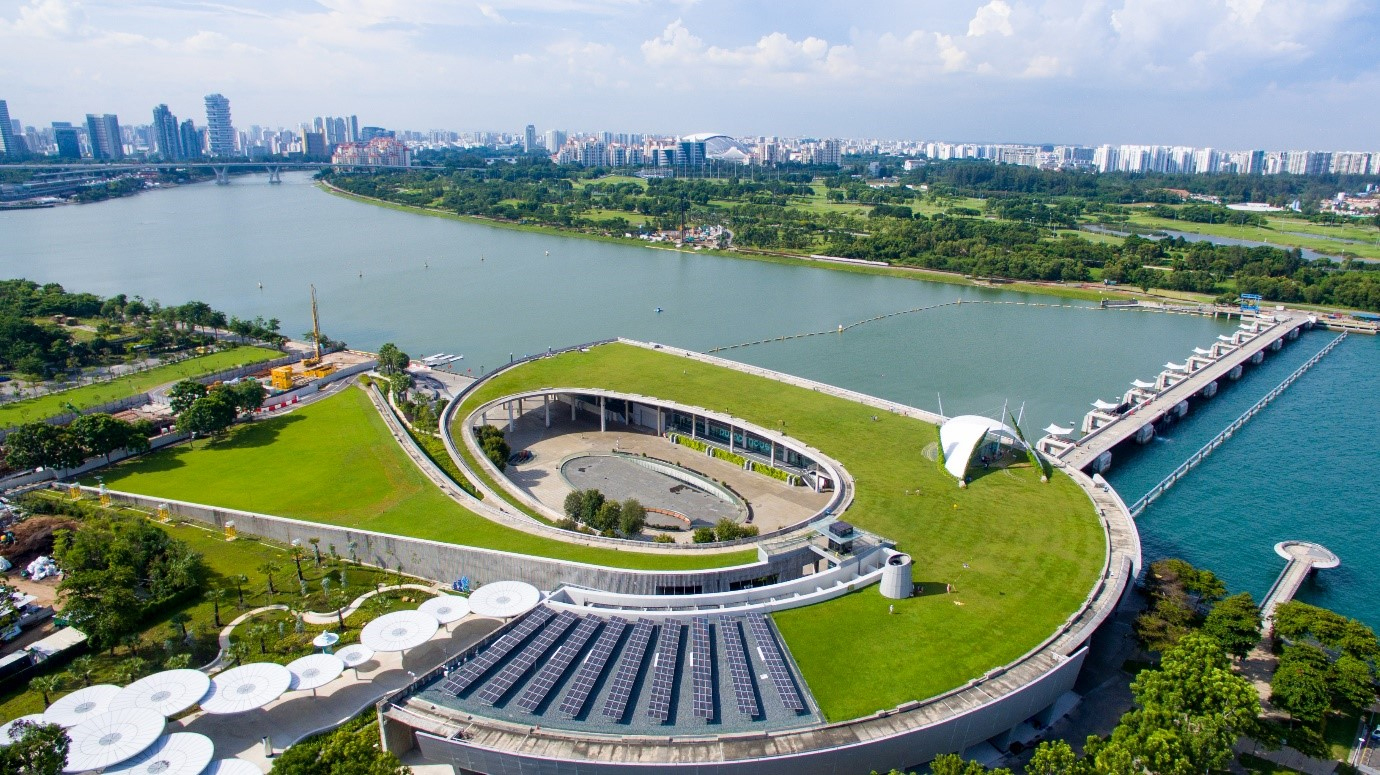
[1193,347,1213,355]
[110,669,211,717]
[335,644,375,668]
[63,708,165,773]
[1042,424,1075,437]
[200,663,292,715]
[419,594,471,625]
[938,415,1025,480]
[1091,399,1120,411]
[103,732,215,775]
[0,714,45,745]
[1131,379,1157,389]
[287,654,345,691]
[44,684,122,728]
[359,610,439,652]
[204,759,265,775]
[468,581,541,619]
[1164,361,1188,371]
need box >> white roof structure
[0,714,45,746]
[200,663,292,715]
[104,732,215,775]
[468,581,541,619]
[44,684,122,727]
[110,669,211,717]
[1193,347,1213,356]
[287,654,345,691]
[1091,399,1120,411]
[311,631,340,649]
[335,643,375,668]
[1164,362,1188,371]
[938,415,1025,480]
[360,610,439,652]
[1131,379,1157,389]
[204,759,265,775]
[63,708,165,773]
[419,594,471,624]
[1042,424,1075,437]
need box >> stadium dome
[680,133,752,162]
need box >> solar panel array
[690,617,714,719]
[441,607,554,696]
[557,617,627,718]
[601,618,655,721]
[477,611,578,705]
[516,617,601,712]
[746,613,805,712]
[720,619,760,718]
[646,619,683,722]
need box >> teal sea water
[1,173,1374,628]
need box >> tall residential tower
[204,93,237,158]
[152,104,182,160]
[0,99,18,157]
[84,113,123,159]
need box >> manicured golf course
[457,343,1108,720]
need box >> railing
[1127,332,1347,517]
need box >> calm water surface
[2,173,1373,626]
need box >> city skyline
[0,1,1377,150]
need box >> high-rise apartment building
[152,104,182,160]
[818,139,842,166]
[523,124,537,152]
[84,113,123,159]
[544,129,566,154]
[0,99,17,157]
[179,119,203,159]
[204,93,237,157]
[51,122,81,159]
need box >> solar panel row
[691,617,714,719]
[720,619,761,718]
[746,613,805,712]
[441,607,554,696]
[601,618,655,721]
[557,617,627,717]
[477,611,578,705]
[646,619,683,722]
[517,617,602,713]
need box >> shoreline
[316,180,1146,305]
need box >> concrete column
[657,407,664,435]
[600,395,606,433]
[507,401,514,432]
[770,439,776,464]
[570,394,576,421]
[729,424,734,453]
[691,414,696,440]
[544,394,551,428]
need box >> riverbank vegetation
[322,160,1380,312]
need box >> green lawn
[93,386,754,571]
[1123,213,1380,261]
[0,346,283,427]
[456,343,1107,720]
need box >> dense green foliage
[1202,592,1263,659]
[269,714,407,775]
[3,413,151,470]
[53,511,208,651]
[1133,558,1227,652]
[473,423,510,471]
[326,165,1380,311]
[0,719,69,775]
[1273,601,1380,661]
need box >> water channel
[2,172,1374,626]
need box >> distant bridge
[2,161,423,185]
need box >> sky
[1,0,1377,150]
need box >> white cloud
[967,1,1013,37]
[0,0,81,37]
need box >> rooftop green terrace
[458,342,1107,720]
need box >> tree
[1330,654,1377,711]
[69,656,95,687]
[1135,558,1226,652]
[692,527,716,543]
[289,545,307,581]
[1271,644,1333,724]
[269,718,407,775]
[563,490,585,521]
[0,719,70,775]
[259,561,281,595]
[309,537,322,567]
[168,612,191,640]
[474,424,510,471]
[249,622,271,655]
[1026,740,1084,775]
[376,343,410,378]
[180,391,238,439]
[205,587,229,628]
[69,413,132,462]
[218,379,265,416]
[1202,592,1261,660]
[28,675,63,707]
[928,754,1013,775]
[167,379,208,414]
[619,499,646,536]
[595,501,622,533]
[3,423,86,471]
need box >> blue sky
[1,0,1377,149]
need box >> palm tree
[258,562,280,595]
[69,656,95,687]
[249,622,271,655]
[30,674,63,707]
[328,588,349,629]
[169,612,191,640]
[163,653,192,670]
[228,642,250,666]
[234,575,248,609]
[205,587,229,628]
[308,538,322,567]
[288,545,307,581]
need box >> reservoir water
[2,173,1374,627]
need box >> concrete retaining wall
[79,486,818,595]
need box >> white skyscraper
[204,93,237,158]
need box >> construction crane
[305,284,323,366]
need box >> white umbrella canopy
[204,758,265,775]
[0,714,46,746]
[311,631,339,650]
[418,594,471,625]
[200,663,292,715]
[63,708,166,773]
[334,644,374,668]
[103,732,215,775]
[359,610,438,653]
[109,669,212,717]
[467,581,540,619]
[287,654,345,691]
[44,684,123,728]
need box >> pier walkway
[1261,541,1340,628]
[1059,313,1311,472]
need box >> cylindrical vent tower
[880,553,913,599]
